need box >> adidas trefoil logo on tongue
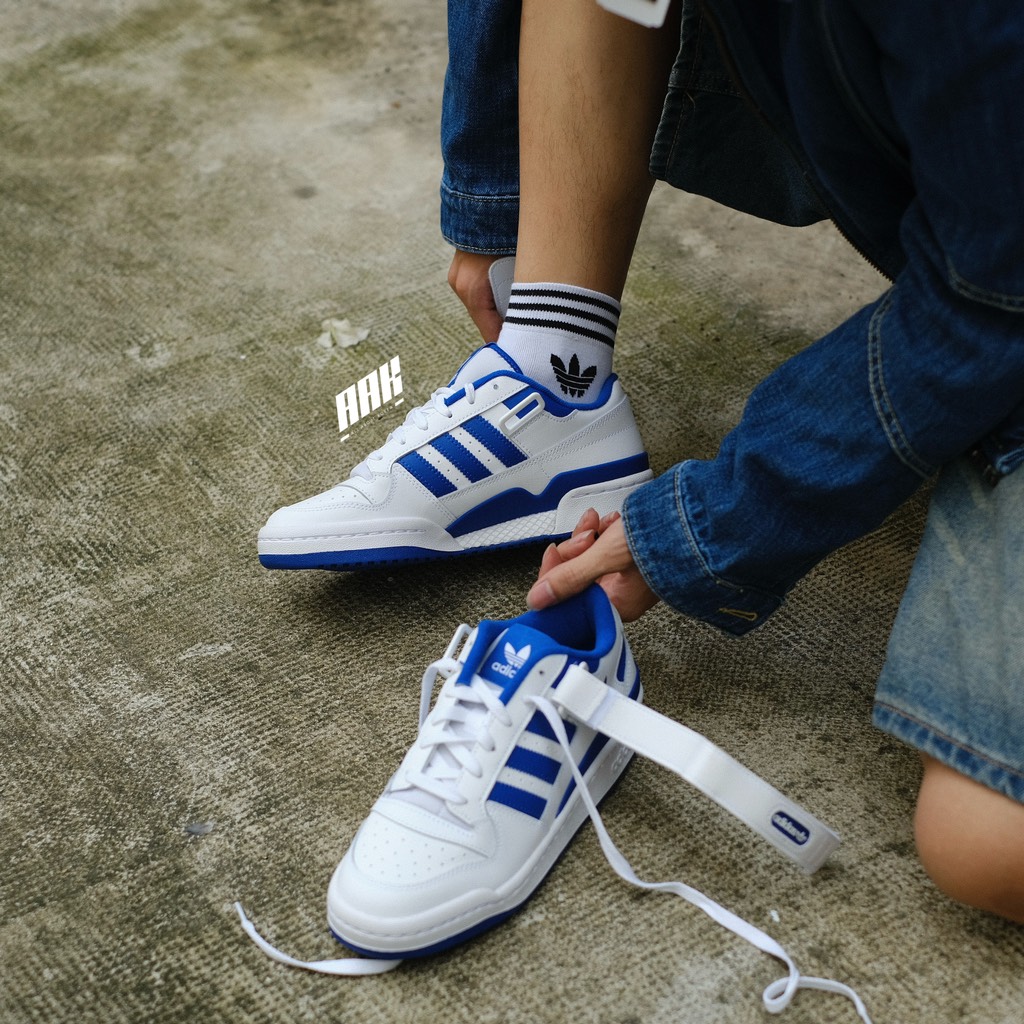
[550,353,597,397]
[490,641,532,678]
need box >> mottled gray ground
[2,2,1022,1022]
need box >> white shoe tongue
[449,344,518,387]
[392,623,560,821]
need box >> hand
[447,250,503,342]
[526,509,660,623]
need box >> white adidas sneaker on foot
[326,584,641,957]
[257,344,651,570]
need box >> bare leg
[515,0,680,297]
[915,754,1024,923]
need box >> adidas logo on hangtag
[491,641,532,678]
[771,810,810,846]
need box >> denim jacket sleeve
[440,0,522,255]
[622,0,1024,636]
[622,224,1024,636]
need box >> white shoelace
[349,383,477,481]
[236,630,488,978]
[528,694,872,1023]
[237,646,873,1021]
[404,660,512,807]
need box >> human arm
[529,3,1024,632]
[533,227,1024,633]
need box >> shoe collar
[456,585,619,698]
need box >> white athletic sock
[497,282,619,403]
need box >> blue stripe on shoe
[556,735,611,816]
[506,746,562,785]
[430,433,492,483]
[461,416,527,468]
[488,781,546,820]
[447,452,650,538]
[333,906,523,960]
[398,451,457,497]
[616,643,630,685]
[502,391,544,419]
[525,708,576,744]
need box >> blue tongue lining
[476,624,564,699]
[457,586,614,701]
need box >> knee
[914,756,1024,924]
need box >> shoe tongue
[392,621,562,820]
[449,344,519,387]
[476,623,560,699]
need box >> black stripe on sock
[509,287,621,317]
[504,301,619,333]
[502,316,616,346]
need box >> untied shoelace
[237,650,873,1023]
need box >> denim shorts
[873,457,1024,804]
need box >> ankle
[497,282,619,402]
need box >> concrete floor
[2,1,1022,1022]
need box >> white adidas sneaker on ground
[236,587,871,1020]
[326,584,641,958]
[257,344,651,570]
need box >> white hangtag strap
[597,0,673,28]
[234,903,402,976]
[529,697,872,1022]
[552,664,840,873]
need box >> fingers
[572,507,601,538]
[469,305,503,344]
[448,251,504,342]
[535,507,602,580]
[527,518,634,610]
[539,529,596,577]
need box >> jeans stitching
[674,464,720,586]
[875,700,1024,786]
[945,255,1024,313]
[867,290,934,479]
[441,184,519,204]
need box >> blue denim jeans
[874,458,1024,804]
[440,0,521,255]
[623,0,1024,634]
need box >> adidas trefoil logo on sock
[491,641,532,678]
[550,353,597,398]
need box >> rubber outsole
[258,531,570,571]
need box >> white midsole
[257,469,653,556]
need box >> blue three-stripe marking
[398,415,526,498]
[489,782,546,820]
[506,746,562,785]
[431,432,491,482]
[460,417,526,468]
[400,451,457,497]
